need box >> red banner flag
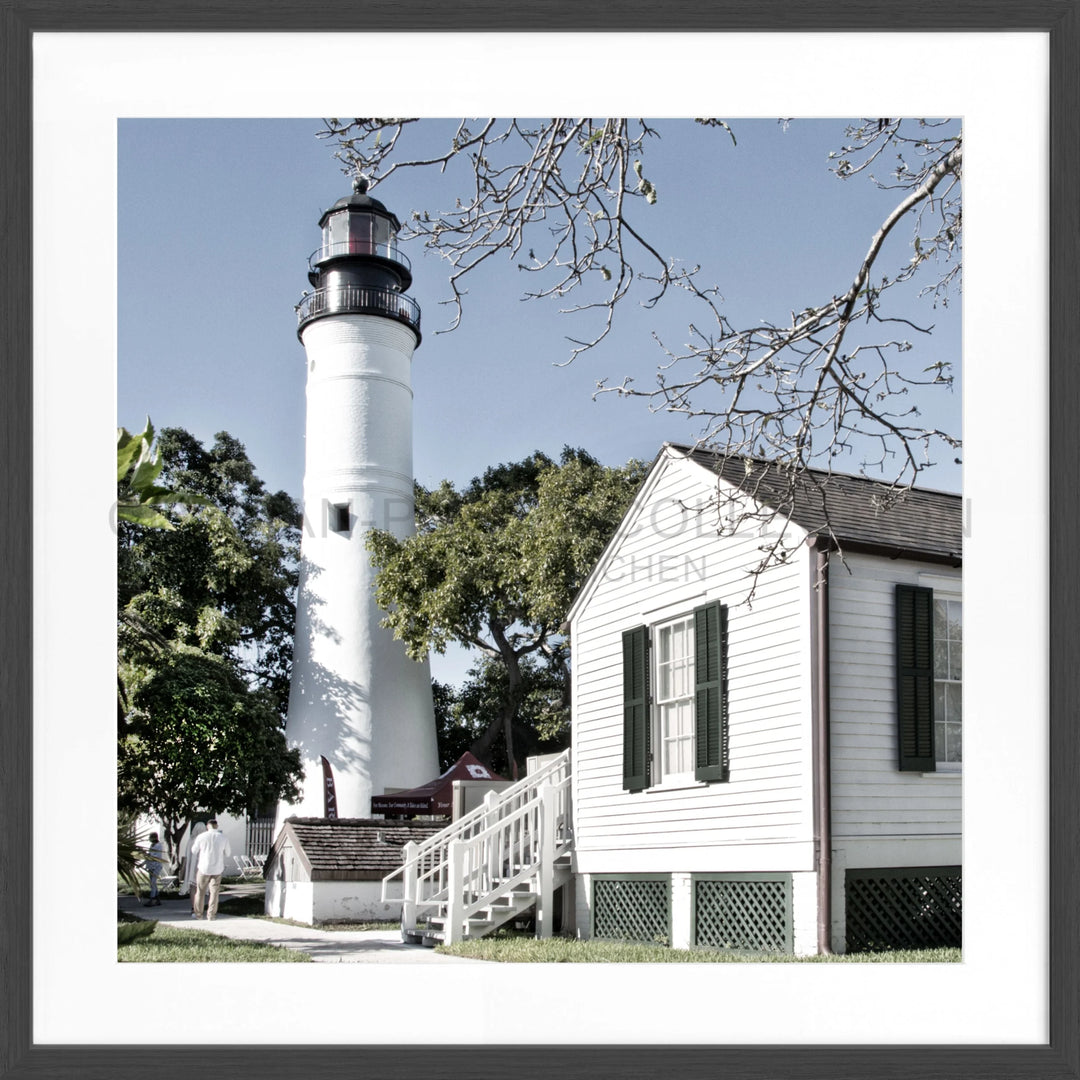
[320,756,338,819]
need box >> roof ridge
[665,442,962,498]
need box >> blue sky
[118,117,962,683]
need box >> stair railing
[444,769,574,944]
[384,749,571,937]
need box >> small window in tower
[330,503,351,535]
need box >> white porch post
[446,839,465,945]
[401,841,418,934]
[537,783,556,939]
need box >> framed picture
[3,5,1076,1078]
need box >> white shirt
[191,828,232,876]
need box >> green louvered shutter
[694,602,730,783]
[622,626,650,791]
[896,584,935,772]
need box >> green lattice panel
[845,867,962,953]
[693,877,791,953]
[592,877,670,944]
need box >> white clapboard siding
[829,552,961,838]
[571,452,814,869]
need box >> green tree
[117,417,208,529]
[119,427,300,716]
[368,447,645,775]
[118,428,303,863]
[431,678,480,772]
[119,647,301,860]
[436,654,570,776]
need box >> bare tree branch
[323,118,962,584]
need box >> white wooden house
[564,444,962,954]
[388,444,962,955]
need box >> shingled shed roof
[269,818,444,882]
[673,443,962,565]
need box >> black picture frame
[2,3,1076,1078]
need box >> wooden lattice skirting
[845,865,962,953]
[692,873,793,954]
[591,875,671,945]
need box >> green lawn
[436,934,961,963]
[117,920,310,962]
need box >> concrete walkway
[118,889,486,964]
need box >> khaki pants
[194,872,223,918]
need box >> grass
[435,933,961,964]
[117,921,311,963]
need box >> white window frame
[651,613,697,788]
[932,593,962,771]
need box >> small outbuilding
[264,818,444,925]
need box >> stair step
[424,889,539,942]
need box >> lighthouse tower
[277,179,439,824]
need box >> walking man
[190,818,232,920]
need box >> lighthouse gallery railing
[297,283,421,336]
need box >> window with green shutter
[896,584,935,771]
[622,601,729,791]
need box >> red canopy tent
[370,752,507,817]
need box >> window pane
[349,212,374,251]
[327,211,348,249]
[934,639,948,677]
[657,663,671,701]
[934,598,947,640]
[949,603,962,679]
[949,643,962,682]
[946,723,962,762]
[665,733,692,776]
[679,699,694,737]
[946,682,962,723]
[657,624,672,661]
[934,682,946,723]
[656,625,673,700]
[371,213,392,247]
[671,657,690,699]
[935,721,947,763]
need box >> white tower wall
[279,313,439,821]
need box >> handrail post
[446,839,466,945]
[483,790,500,889]
[537,783,556,939]
[401,841,418,935]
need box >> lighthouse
[277,179,439,824]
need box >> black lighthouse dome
[296,177,421,343]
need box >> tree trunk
[491,625,524,780]
[467,623,526,778]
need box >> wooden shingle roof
[270,818,444,881]
[674,444,962,564]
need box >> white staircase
[382,750,572,946]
